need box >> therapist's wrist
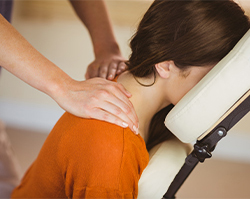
[45,70,73,104]
[93,40,121,58]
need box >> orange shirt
[11,112,149,198]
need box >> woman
[12,0,250,198]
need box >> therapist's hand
[0,14,138,133]
[85,51,127,80]
[54,77,139,134]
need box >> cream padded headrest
[165,29,250,143]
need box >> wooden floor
[6,126,250,199]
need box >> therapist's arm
[69,0,127,80]
[0,14,138,134]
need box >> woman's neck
[117,71,171,142]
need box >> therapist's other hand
[85,52,127,80]
[54,77,139,134]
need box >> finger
[107,62,119,80]
[114,82,132,98]
[100,86,139,127]
[116,62,127,75]
[86,63,99,79]
[111,95,139,128]
[98,63,109,79]
[90,105,139,135]
[85,71,90,80]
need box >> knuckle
[114,107,122,115]
[102,113,109,121]
[89,95,99,103]
[88,63,98,71]
[119,62,126,67]
[99,89,110,98]
[99,65,108,73]
[109,63,118,70]
[106,83,116,92]
[99,69,107,75]
[123,105,131,114]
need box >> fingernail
[108,74,113,79]
[133,125,139,135]
[122,122,129,128]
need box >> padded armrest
[138,137,191,199]
[165,29,250,143]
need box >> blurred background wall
[0,0,151,130]
[0,0,250,164]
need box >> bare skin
[69,0,128,80]
[117,61,213,140]
[0,5,138,133]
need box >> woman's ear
[155,61,175,79]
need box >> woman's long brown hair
[126,0,250,151]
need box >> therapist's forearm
[69,0,120,57]
[0,14,139,132]
[0,14,71,98]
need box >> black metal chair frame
[162,91,250,199]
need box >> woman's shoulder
[50,112,124,141]
[48,112,147,158]
[56,112,147,148]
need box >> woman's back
[11,0,250,197]
[11,112,149,198]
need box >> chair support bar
[162,93,250,199]
[162,127,227,199]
